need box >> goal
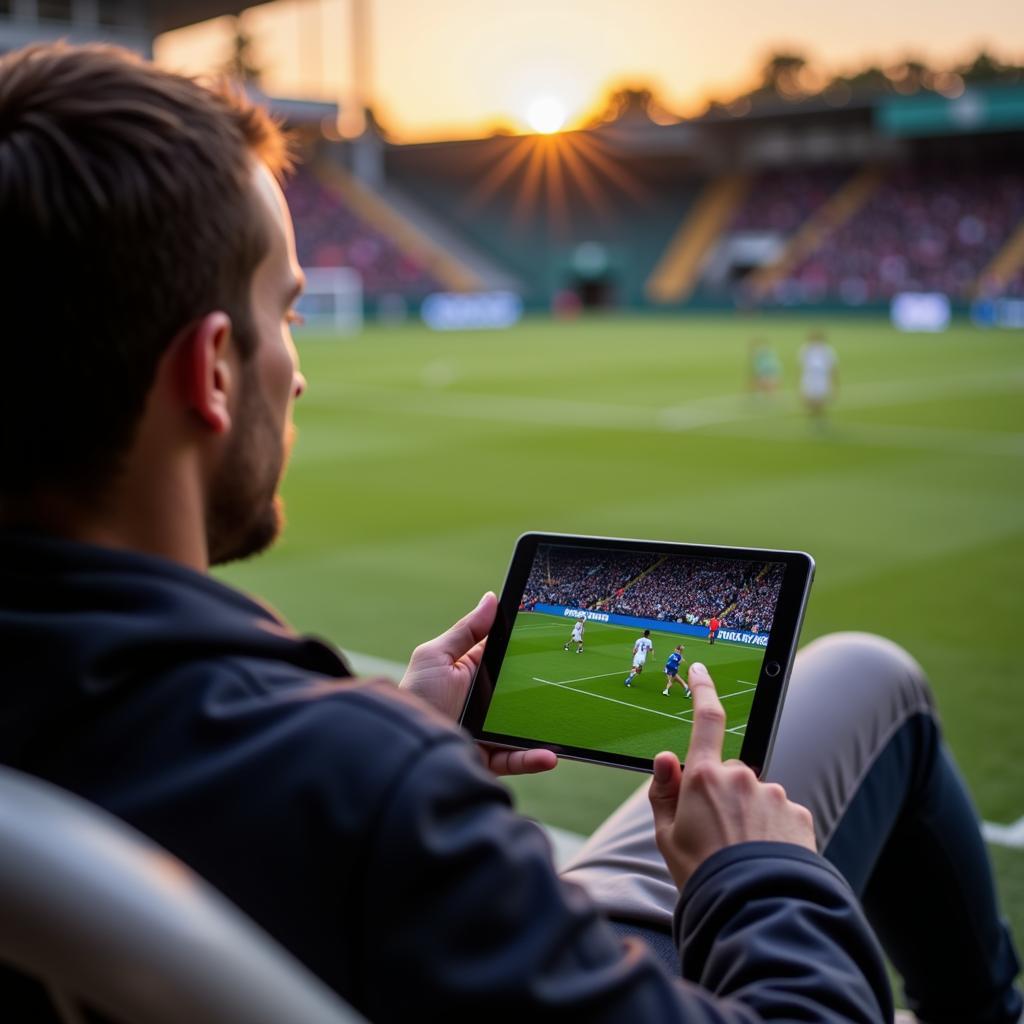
[295,267,363,334]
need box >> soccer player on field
[564,616,585,654]
[623,629,653,688]
[662,645,691,698]
[708,616,720,645]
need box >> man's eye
[286,309,305,326]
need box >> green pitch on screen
[485,617,762,761]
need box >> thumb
[432,592,497,662]
[648,751,681,831]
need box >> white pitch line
[547,670,632,685]
[982,815,1024,850]
[533,677,685,722]
[726,725,748,736]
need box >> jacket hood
[0,531,348,757]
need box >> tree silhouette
[223,17,262,86]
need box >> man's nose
[293,371,307,399]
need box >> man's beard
[205,372,294,567]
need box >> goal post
[295,267,363,334]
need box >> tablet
[461,533,814,774]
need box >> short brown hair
[0,42,290,497]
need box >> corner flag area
[484,614,764,761]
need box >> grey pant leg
[560,632,934,931]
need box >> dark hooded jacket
[0,531,891,1022]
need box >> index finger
[684,662,726,766]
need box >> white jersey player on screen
[623,629,653,688]
[564,616,585,653]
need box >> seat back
[0,765,364,1024]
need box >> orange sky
[155,0,1024,140]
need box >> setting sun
[525,95,568,134]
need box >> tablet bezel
[461,532,814,775]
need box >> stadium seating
[523,548,782,631]
[285,165,442,297]
[766,161,1024,303]
[729,166,852,235]
[386,136,705,307]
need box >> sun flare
[525,95,568,134]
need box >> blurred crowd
[765,162,1024,304]
[284,166,440,296]
[522,548,783,633]
[731,167,849,235]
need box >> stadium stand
[729,166,852,235]
[522,548,783,632]
[386,135,705,307]
[284,164,443,298]
[774,160,1024,303]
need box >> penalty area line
[672,686,756,716]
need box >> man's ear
[178,312,235,435]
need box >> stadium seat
[0,765,364,1024]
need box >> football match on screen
[484,546,782,761]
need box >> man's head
[643,629,650,637]
[0,43,304,564]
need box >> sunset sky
[155,0,1024,140]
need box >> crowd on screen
[284,166,441,296]
[764,162,1024,304]
[521,548,784,633]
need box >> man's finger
[486,746,557,776]
[648,751,682,831]
[429,592,497,662]
[684,663,726,766]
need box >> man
[708,615,720,644]
[564,615,585,653]
[663,645,690,698]
[0,44,1020,1024]
[624,628,653,687]
[799,330,838,426]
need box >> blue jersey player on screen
[662,645,691,699]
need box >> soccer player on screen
[708,616,720,645]
[662,645,691,698]
[623,629,653,687]
[564,616,585,654]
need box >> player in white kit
[799,331,838,426]
[564,617,585,653]
[623,629,653,687]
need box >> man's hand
[400,592,557,778]
[648,662,815,890]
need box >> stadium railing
[0,765,364,1024]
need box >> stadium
[1,1,1022,1021]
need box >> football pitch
[218,312,1024,952]
[485,616,761,762]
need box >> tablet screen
[481,541,787,763]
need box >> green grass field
[484,616,760,761]
[217,312,1024,954]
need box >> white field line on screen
[671,685,756,714]
[514,622,573,632]
[532,677,684,722]
[548,670,631,685]
[726,725,748,736]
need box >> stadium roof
[150,1,273,35]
